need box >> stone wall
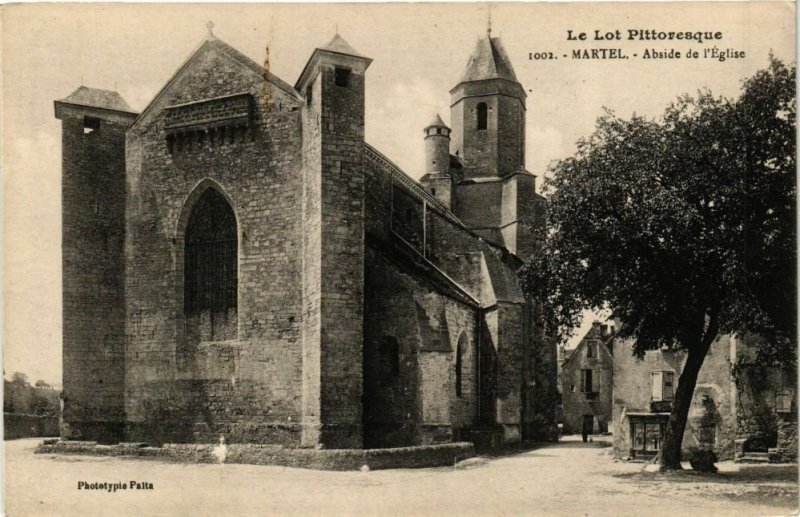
[612,336,736,460]
[299,52,369,448]
[530,315,559,441]
[770,420,798,463]
[362,246,479,447]
[59,103,135,443]
[562,332,613,435]
[363,147,552,444]
[36,439,475,471]
[449,79,525,179]
[124,40,306,445]
[4,414,60,439]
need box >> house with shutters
[561,322,614,436]
[612,334,796,462]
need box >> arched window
[476,102,488,131]
[380,337,400,386]
[184,188,237,338]
[456,335,467,398]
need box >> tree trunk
[658,341,712,471]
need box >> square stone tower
[297,35,373,448]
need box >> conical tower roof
[425,113,448,129]
[458,34,519,84]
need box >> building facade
[561,322,614,436]
[55,28,556,449]
[612,334,797,462]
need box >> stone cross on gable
[206,21,215,37]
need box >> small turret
[420,114,454,210]
[424,113,451,175]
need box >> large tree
[523,58,795,470]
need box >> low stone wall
[769,420,798,463]
[35,440,475,471]
[4,413,59,439]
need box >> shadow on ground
[549,439,611,449]
[613,465,798,485]
[612,463,799,510]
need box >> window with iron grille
[184,189,237,315]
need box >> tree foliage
[521,58,795,469]
[523,57,796,359]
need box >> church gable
[131,37,301,135]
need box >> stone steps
[735,452,770,464]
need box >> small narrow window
[586,343,596,358]
[580,369,593,393]
[476,102,488,130]
[335,67,351,87]
[663,372,674,401]
[83,116,101,134]
[456,339,465,398]
[776,389,793,413]
[431,188,437,196]
[306,85,313,106]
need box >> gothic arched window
[476,102,488,131]
[184,188,237,321]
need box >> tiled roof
[57,86,136,113]
[459,36,519,84]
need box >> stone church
[55,26,556,449]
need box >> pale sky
[2,2,795,385]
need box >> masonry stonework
[56,28,557,451]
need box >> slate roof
[319,33,367,58]
[482,251,525,304]
[57,86,136,114]
[425,113,448,129]
[459,35,519,84]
